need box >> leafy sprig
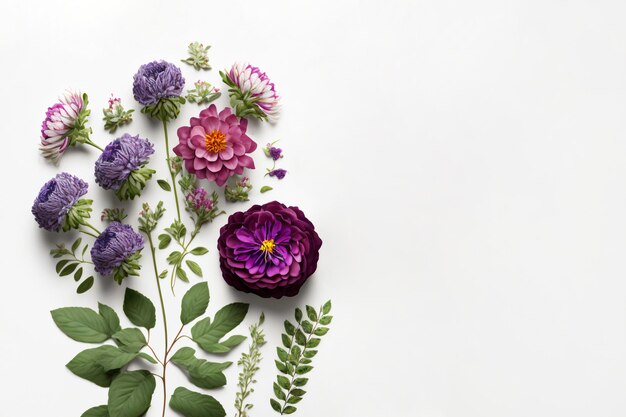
[50,237,95,294]
[182,42,212,70]
[270,301,333,415]
[51,283,249,417]
[235,313,266,417]
[186,80,221,105]
[103,97,134,133]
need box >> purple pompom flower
[40,91,93,162]
[32,173,90,232]
[220,62,280,122]
[217,201,322,298]
[269,146,283,160]
[91,222,144,284]
[133,61,185,106]
[268,168,287,179]
[95,134,155,200]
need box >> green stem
[162,120,182,222]
[83,222,101,235]
[170,228,199,293]
[146,233,169,417]
[85,139,104,152]
[78,229,99,239]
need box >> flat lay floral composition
[33,42,333,417]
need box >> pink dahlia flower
[40,91,86,162]
[220,63,280,122]
[173,105,257,186]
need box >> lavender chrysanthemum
[91,222,144,276]
[95,134,154,190]
[133,61,185,105]
[32,173,88,232]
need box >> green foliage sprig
[186,80,221,105]
[50,236,95,294]
[235,313,266,417]
[270,301,333,415]
[51,282,249,417]
[182,42,212,70]
[103,98,134,133]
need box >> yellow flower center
[259,239,276,254]
[205,129,227,153]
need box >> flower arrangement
[33,42,333,417]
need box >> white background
[1,1,626,416]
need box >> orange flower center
[260,239,276,254]
[204,129,227,153]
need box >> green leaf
[190,246,209,255]
[319,316,333,325]
[60,262,79,276]
[293,377,308,387]
[107,370,156,417]
[55,259,70,274]
[305,305,318,322]
[72,237,82,253]
[167,251,182,265]
[157,179,171,191]
[284,320,296,335]
[77,276,94,294]
[322,300,332,315]
[74,267,83,282]
[113,328,147,353]
[138,352,158,364]
[273,382,286,400]
[287,396,302,404]
[295,308,303,323]
[291,388,306,396]
[277,375,290,390]
[170,347,232,389]
[275,360,289,374]
[186,260,203,277]
[281,334,292,348]
[306,338,321,348]
[295,329,306,346]
[123,288,156,329]
[66,346,121,387]
[276,347,289,362]
[181,282,210,325]
[158,234,171,249]
[303,350,317,359]
[270,398,282,412]
[169,387,226,417]
[98,303,122,336]
[283,406,297,414]
[96,347,140,372]
[191,303,248,353]
[314,327,329,336]
[176,267,189,282]
[260,185,273,193]
[301,320,313,334]
[296,365,314,374]
[81,405,109,417]
[51,307,109,343]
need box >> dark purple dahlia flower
[95,134,155,198]
[217,201,322,298]
[32,172,88,232]
[132,61,185,105]
[91,222,144,283]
